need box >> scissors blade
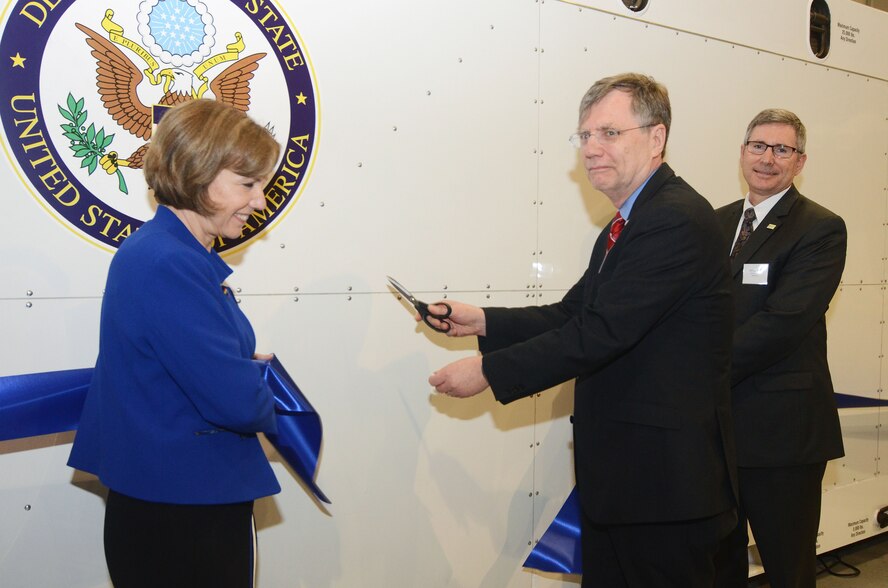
[387,276,417,304]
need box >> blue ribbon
[0,357,329,503]
[0,368,93,441]
[834,392,888,408]
[263,356,329,503]
[524,392,888,575]
[524,487,582,574]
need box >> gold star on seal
[295,92,308,105]
[10,53,26,68]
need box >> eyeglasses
[744,141,801,159]
[569,124,654,148]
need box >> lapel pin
[766,224,777,230]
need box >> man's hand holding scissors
[422,300,489,397]
[416,300,486,338]
[387,277,490,397]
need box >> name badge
[742,263,769,285]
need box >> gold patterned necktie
[730,208,756,258]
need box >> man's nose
[583,139,604,156]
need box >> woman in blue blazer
[68,99,281,588]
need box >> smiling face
[579,90,666,207]
[190,169,268,249]
[740,122,807,205]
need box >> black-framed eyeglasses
[569,124,654,148]
[744,141,801,159]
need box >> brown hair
[143,100,280,215]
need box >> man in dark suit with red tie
[713,109,847,588]
[425,73,738,587]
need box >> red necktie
[607,212,625,252]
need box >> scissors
[387,276,452,333]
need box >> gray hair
[744,108,807,154]
[578,73,671,150]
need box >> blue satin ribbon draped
[263,356,329,503]
[523,486,582,574]
[0,358,329,504]
[524,393,888,575]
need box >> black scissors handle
[416,300,452,333]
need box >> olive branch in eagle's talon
[58,92,129,195]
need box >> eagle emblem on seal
[75,8,265,182]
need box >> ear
[649,123,667,156]
[794,152,808,176]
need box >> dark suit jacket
[480,163,737,525]
[716,186,846,467]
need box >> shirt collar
[743,186,791,227]
[618,167,658,221]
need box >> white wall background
[1,0,886,586]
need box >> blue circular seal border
[0,0,317,252]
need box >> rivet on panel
[443,285,448,290]
[26,290,33,296]
[24,505,31,511]
[236,287,242,293]
[25,302,32,308]
[347,296,352,301]
[280,243,286,249]
[293,297,299,302]
[293,287,300,292]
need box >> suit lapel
[730,185,800,276]
[600,163,675,261]
[587,164,675,294]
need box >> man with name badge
[714,109,847,588]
